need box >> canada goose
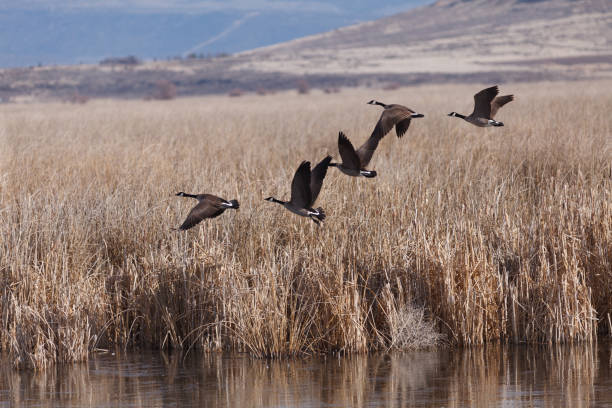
[265,156,332,225]
[174,192,239,230]
[367,100,425,139]
[448,85,514,127]
[329,131,377,178]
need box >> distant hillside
[234,0,612,77]
[0,0,610,101]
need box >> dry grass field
[1,81,610,369]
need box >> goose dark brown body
[330,131,377,178]
[448,85,514,127]
[175,192,239,230]
[367,100,425,139]
[265,156,332,224]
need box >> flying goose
[174,192,239,230]
[448,85,514,127]
[329,131,377,178]
[367,100,425,139]
[265,156,332,225]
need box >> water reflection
[1,343,610,407]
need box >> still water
[1,343,611,407]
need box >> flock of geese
[174,85,514,230]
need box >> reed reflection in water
[2,343,610,407]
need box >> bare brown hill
[0,0,610,101]
[235,0,611,77]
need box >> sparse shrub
[323,87,340,94]
[228,88,244,97]
[256,87,268,96]
[383,82,401,91]
[69,92,89,104]
[99,55,140,66]
[381,284,443,350]
[296,79,310,94]
[152,80,177,100]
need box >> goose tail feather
[314,207,326,222]
[360,170,377,178]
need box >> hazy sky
[0,0,429,15]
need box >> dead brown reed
[0,80,610,368]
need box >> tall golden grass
[0,81,610,368]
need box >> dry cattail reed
[0,81,610,368]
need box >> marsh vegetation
[0,81,610,369]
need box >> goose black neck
[181,193,198,199]
[328,162,338,167]
[375,101,387,107]
[270,197,286,205]
[455,113,466,119]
